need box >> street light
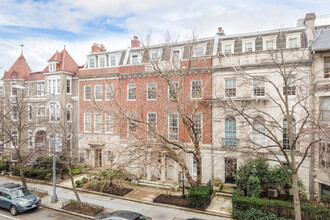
[251,166,258,175]
[12,85,58,202]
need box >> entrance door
[94,149,102,168]
[225,158,237,183]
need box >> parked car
[0,183,41,216]
[95,210,151,220]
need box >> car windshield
[10,187,31,199]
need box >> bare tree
[0,82,48,186]
[214,47,321,219]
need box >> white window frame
[192,156,203,176]
[321,97,330,122]
[253,77,266,97]
[147,82,157,100]
[149,49,162,61]
[225,78,236,97]
[105,84,114,100]
[98,55,106,68]
[190,80,202,99]
[28,130,33,149]
[105,113,114,134]
[37,82,45,97]
[47,76,60,94]
[193,43,207,57]
[221,40,235,54]
[89,57,96,69]
[11,105,18,121]
[168,113,179,141]
[194,112,203,143]
[27,104,32,121]
[171,47,184,61]
[36,106,46,117]
[49,102,60,122]
[242,38,256,52]
[49,62,56,72]
[109,53,121,67]
[130,53,141,64]
[66,78,72,95]
[147,112,157,140]
[127,111,137,138]
[84,113,92,133]
[285,33,301,49]
[94,113,102,133]
[84,85,92,101]
[94,85,103,101]
[169,81,179,100]
[262,35,277,50]
[66,103,72,123]
[11,131,18,148]
[11,82,17,97]
[127,83,136,101]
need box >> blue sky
[0,0,329,74]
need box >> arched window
[225,116,236,146]
[253,117,265,147]
[283,117,296,150]
[49,103,60,121]
[66,104,72,122]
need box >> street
[0,177,231,220]
[0,206,85,220]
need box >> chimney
[304,13,316,30]
[217,27,225,36]
[91,43,106,53]
[131,36,140,48]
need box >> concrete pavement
[0,176,232,220]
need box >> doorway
[225,158,237,183]
[94,149,102,168]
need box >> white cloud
[0,0,328,72]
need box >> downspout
[310,49,316,200]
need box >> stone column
[161,156,166,181]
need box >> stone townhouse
[310,19,330,200]
[1,48,80,162]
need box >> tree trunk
[19,164,27,187]
[67,164,81,202]
[292,172,302,220]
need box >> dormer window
[130,53,141,64]
[49,62,56,72]
[99,56,106,68]
[221,40,235,54]
[171,47,184,61]
[89,57,95,68]
[242,38,256,52]
[285,33,301,48]
[149,49,162,61]
[110,56,117,66]
[193,43,207,57]
[262,36,277,50]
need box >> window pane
[169,113,178,141]
[147,83,157,100]
[128,84,136,100]
[225,117,236,146]
[191,80,202,99]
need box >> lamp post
[251,166,258,175]
[12,85,58,202]
[181,169,185,198]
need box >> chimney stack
[131,36,140,48]
[304,13,316,30]
[217,27,225,36]
[91,43,106,53]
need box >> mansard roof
[2,53,32,80]
[311,29,330,51]
[44,47,79,74]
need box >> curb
[6,176,232,219]
[41,204,94,219]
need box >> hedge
[188,185,213,210]
[233,194,330,219]
[233,207,292,220]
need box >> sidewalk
[0,176,232,220]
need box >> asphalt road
[0,206,86,220]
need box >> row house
[1,48,80,163]
[78,37,214,183]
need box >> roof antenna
[20,44,24,54]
